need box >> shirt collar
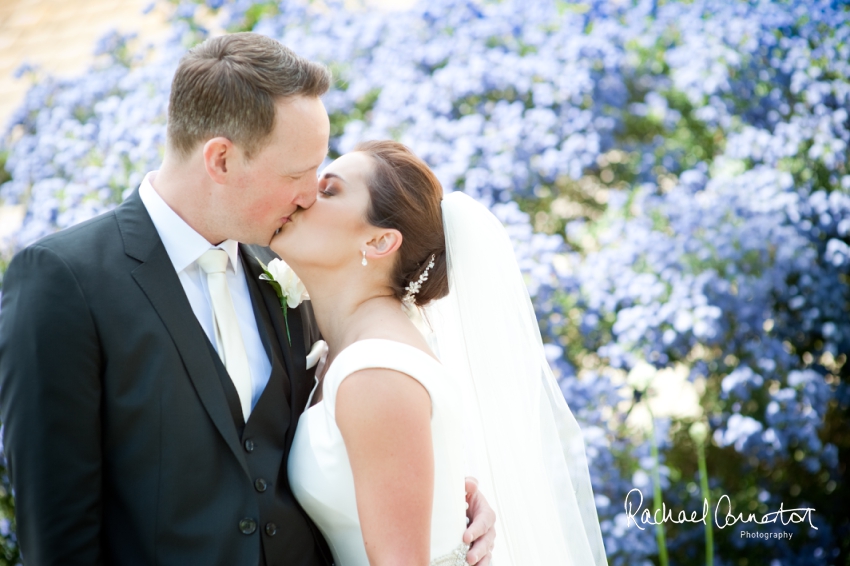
[138,171,241,274]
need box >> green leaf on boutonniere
[259,272,283,299]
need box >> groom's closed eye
[286,164,322,181]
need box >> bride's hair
[354,140,449,307]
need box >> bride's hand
[463,477,496,565]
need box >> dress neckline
[302,338,441,412]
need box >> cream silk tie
[197,249,253,421]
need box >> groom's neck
[153,154,226,246]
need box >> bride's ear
[365,229,402,261]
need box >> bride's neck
[302,273,402,357]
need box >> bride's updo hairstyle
[354,140,449,307]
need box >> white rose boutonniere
[257,257,309,345]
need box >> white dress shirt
[139,172,272,415]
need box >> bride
[271,140,608,566]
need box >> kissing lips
[274,215,293,236]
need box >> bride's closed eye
[319,178,338,197]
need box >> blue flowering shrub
[0,1,848,564]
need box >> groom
[0,33,494,565]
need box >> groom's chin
[258,225,282,245]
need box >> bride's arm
[337,368,433,566]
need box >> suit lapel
[241,253,274,368]
[283,302,310,449]
[241,247,312,430]
[116,190,250,480]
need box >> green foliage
[0,472,17,566]
[328,87,382,158]
[0,152,10,189]
[226,1,280,33]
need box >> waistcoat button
[239,518,257,535]
[255,478,268,492]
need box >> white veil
[422,191,608,565]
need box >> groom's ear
[203,137,236,183]
[366,229,402,260]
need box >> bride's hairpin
[402,254,436,305]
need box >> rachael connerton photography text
[624,488,817,532]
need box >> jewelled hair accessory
[402,254,436,305]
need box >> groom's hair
[167,32,330,159]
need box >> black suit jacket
[0,190,331,565]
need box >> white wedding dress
[289,191,609,566]
[288,338,470,566]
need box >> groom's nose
[292,176,319,209]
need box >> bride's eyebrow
[322,172,346,184]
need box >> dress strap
[322,339,442,416]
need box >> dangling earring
[361,250,368,266]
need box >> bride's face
[270,151,375,270]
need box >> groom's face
[221,95,330,246]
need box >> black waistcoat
[205,252,333,566]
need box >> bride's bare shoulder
[351,308,437,361]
